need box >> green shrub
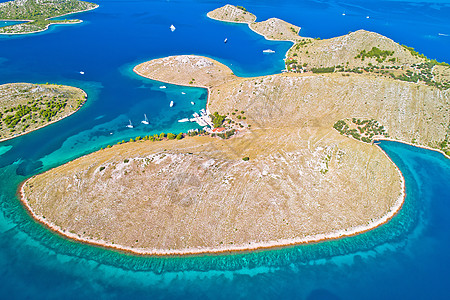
[211,112,227,128]
[311,66,335,73]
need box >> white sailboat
[170,24,176,32]
[141,114,149,125]
[170,101,174,107]
[224,38,228,43]
[191,101,195,105]
[126,120,134,128]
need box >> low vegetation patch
[0,83,86,140]
[311,66,335,73]
[210,111,227,128]
[333,118,389,143]
[0,0,98,34]
[355,47,394,63]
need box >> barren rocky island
[20,5,450,255]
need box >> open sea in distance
[0,0,449,299]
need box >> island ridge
[19,5,450,255]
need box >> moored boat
[141,114,149,125]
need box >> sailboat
[170,101,174,107]
[141,114,149,125]
[224,38,228,43]
[126,120,134,128]
[170,24,176,32]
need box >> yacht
[191,101,195,105]
[170,101,174,107]
[224,38,228,43]
[263,49,275,54]
[141,114,149,125]
[170,24,176,32]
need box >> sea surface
[0,21,22,27]
[0,0,449,299]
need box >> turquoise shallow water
[0,21,23,28]
[0,0,450,299]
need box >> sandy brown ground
[22,54,448,255]
[207,4,256,24]
[249,18,301,42]
[20,8,450,255]
[22,127,402,254]
[287,30,418,68]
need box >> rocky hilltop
[208,5,301,42]
[249,18,301,41]
[286,30,450,90]
[207,4,256,23]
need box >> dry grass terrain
[23,54,450,254]
[137,56,450,151]
[134,55,235,89]
[21,8,450,255]
[285,30,450,90]
[249,18,301,41]
[23,126,401,254]
[288,30,416,69]
[207,4,256,23]
[0,83,87,141]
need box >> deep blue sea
[0,0,449,299]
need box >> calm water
[0,21,23,27]
[0,0,449,299]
